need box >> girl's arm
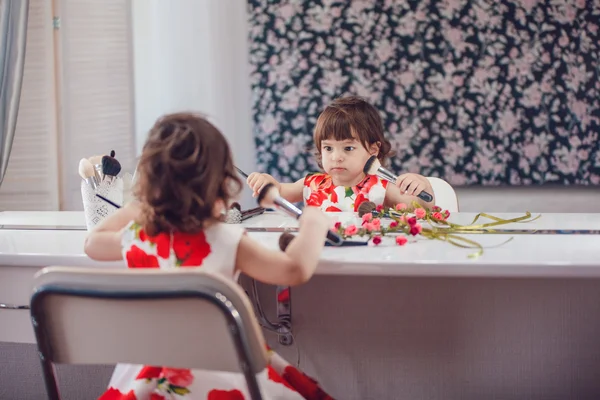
[234,207,330,286]
[84,201,141,261]
[246,173,305,203]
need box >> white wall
[130,1,599,213]
[130,0,256,208]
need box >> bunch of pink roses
[331,203,451,246]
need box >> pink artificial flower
[344,225,358,236]
[362,213,373,223]
[396,236,408,246]
[443,210,451,218]
[372,236,382,245]
[409,223,423,236]
[376,204,384,212]
[364,222,376,232]
[432,206,442,212]
[395,203,408,211]
[415,208,426,219]
[431,212,444,220]
[389,221,399,228]
[371,218,381,230]
[334,222,342,229]
[407,217,417,226]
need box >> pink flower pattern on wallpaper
[247,0,600,186]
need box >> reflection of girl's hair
[135,112,242,236]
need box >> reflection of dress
[303,173,388,212]
[98,221,334,400]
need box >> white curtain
[0,0,28,186]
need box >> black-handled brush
[102,151,121,184]
[257,183,344,246]
[363,156,433,203]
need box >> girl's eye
[323,146,333,151]
[344,146,355,151]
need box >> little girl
[85,113,335,400]
[247,96,435,212]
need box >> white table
[2,211,600,399]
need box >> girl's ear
[369,141,381,156]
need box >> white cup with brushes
[80,150,124,230]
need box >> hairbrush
[101,153,121,183]
[257,183,343,246]
[363,155,433,203]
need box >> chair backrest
[30,266,269,374]
[426,177,459,212]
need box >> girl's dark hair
[313,95,393,168]
[135,112,241,236]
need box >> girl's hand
[246,173,280,197]
[298,206,330,232]
[395,173,430,197]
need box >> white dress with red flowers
[303,173,388,212]
[98,221,334,400]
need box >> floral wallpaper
[247,0,600,186]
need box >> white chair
[29,267,268,400]
[426,177,459,212]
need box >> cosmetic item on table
[363,155,433,203]
[277,231,367,250]
[257,183,343,246]
[357,201,377,217]
[224,204,266,224]
[78,158,99,190]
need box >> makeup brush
[95,194,121,209]
[102,154,121,183]
[257,183,344,246]
[357,201,377,217]
[278,231,368,250]
[363,156,433,203]
[279,232,296,251]
[235,166,249,179]
[78,158,99,190]
[88,155,104,182]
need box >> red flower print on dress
[267,365,295,391]
[126,245,159,268]
[306,190,329,207]
[305,173,332,192]
[98,388,137,400]
[325,206,342,212]
[172,232,212,267]
[136,366,162,380]
[353,192,367,212]
[282,366,335,400]
[357,175,378,194]
[161,368,194,387]
[277,288,290,303]
[329,188,338,203]
[145,232,171,259]
[207,389,245,400]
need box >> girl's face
[321,137,379,186]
